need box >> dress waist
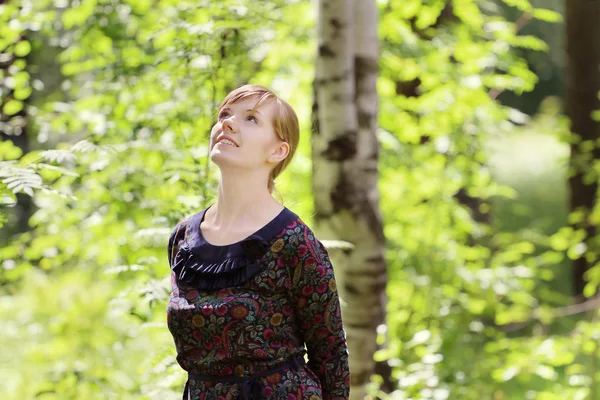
[185,356,306,400]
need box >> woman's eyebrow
[221,107,263,116]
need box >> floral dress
[166,204,350,400]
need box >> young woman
[166,84,350,399]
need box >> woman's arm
[292,224,351,400]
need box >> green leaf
[12,71,30,89]
[61,0,96,30]
[95,34,113,56]
[14,86,32,100]
[548,351,574,367]
[495,305,530,325]
[567,242,586,260]
[0,140,23,160]
[153,28,177,50]
[467,298,486,314]
[535,392,560,400]
[501,0,533,12]
[3,99,23,115]
[415,5,442,30]
[582,339,596,355]
[532,8,563,23]
[510,35,548,52]
[14,40,31,57]
[549,227,573,251]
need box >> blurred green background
[1,0,599,399]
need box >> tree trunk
[565,0,600,300]
[313,0,387,398]
[0,9,33,235]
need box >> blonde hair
[218,84,299,194]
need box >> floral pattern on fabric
[167,207,350,399]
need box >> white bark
[313,0,356,215]
[313,1,385,398]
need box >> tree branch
[498,295,600,333]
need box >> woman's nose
[222,117,237,133]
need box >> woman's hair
[218,84,299,194]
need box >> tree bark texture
[313,0,387,398]
[565,0,600,300]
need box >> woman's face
[209,97,288,174]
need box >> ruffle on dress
[171,206,295,291]
[172,234,270,290]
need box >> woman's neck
[206,172,283,232]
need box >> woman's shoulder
[275,208,325,250]
[274,206,306,232]
[168,211,201,247]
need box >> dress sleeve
[292,225,351,399]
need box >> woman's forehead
[223,96,276,114]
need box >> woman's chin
[209,153,241,167]
[210,147,231,157]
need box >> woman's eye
[218,112,229,120]
[247,116,258,123]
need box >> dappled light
[1,0,599,399]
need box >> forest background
[1,0,599,399]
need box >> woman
[167,84,350,399]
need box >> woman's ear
[268,141,290,164]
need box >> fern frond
[38,187,78,200]
[71,140,118,154]
[0,163,42,196]
[35,163,80,177]
[0,161,78,199]
[39,149,77,164]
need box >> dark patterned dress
[166,205,350,400]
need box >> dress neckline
[198,204,289,248]
[173,204,298,290]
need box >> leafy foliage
[371,1,595,399]
[0,0,597,399]
[2,0,315,398]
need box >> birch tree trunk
[313,0,386,398]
